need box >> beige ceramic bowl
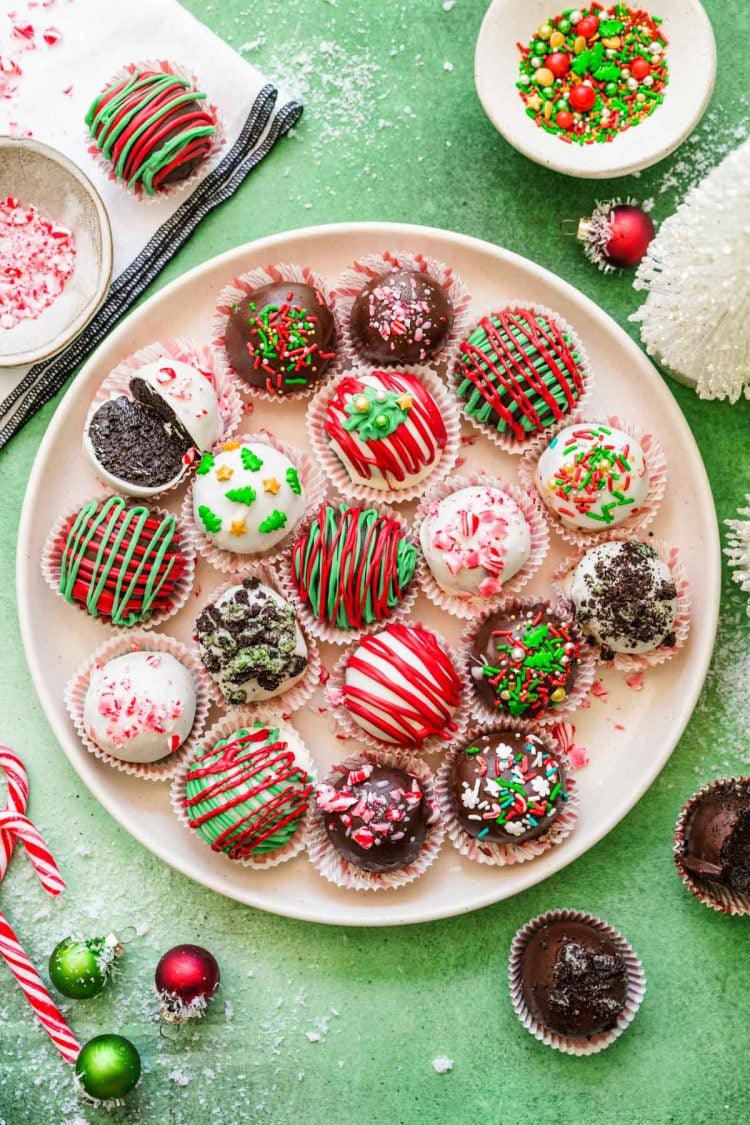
[0,136,112,368]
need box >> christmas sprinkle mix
[516,4,668,144]
[0,196,76,330]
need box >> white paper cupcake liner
[85,59,225,203]
[508,909,646,1055]
[64,631,217,781]
[333,248,472,374]
[518,413,667,550]
[436,723,579,866]
[278,495,424,645]
[211,263,342,401]
[452,301,594,456]
[306,748,443,892]
[306,364,462,505]
[41,494,196,631]
[673,777,750,916]
[84,337,244,500]
[193,571,322,716]
[553,537,691,671]
[181,430,328,574]
[325,623,470,759]
[170,710,317,870]
[413,471,550,620]
[461,595,596,728]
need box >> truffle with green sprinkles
[454,307,586,444]
[516,4,669,145]
[469,602,581,718]
[224,280,336,396]
[450,729,569,843]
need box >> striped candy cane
[0,745,80,1064]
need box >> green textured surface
[1,1,749,1122]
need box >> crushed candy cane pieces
[0,195,76,330]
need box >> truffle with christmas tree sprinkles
[195,577,311,707]
[466,599,591,723]
[516,5,668,146]
[674,778,750,916]
[509,910,646,1055]
[307,751,443,890]
[332,622,464,752]
[173,719,316,868]
[288,501,419,641]
[454,306,590,451]
[349,267,454,364]
[42,495,193,629]
[85,64,219,196]
[315,367,458,498]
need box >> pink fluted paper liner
[674,777,750,916]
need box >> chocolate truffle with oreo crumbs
[350,268,454,364]
[678,780,750,897]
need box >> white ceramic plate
[475,0,716,179]
[17,222,720,926]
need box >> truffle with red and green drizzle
[225,281,336,396]
[455,308,585,444]
[450,729,568,844]
[469,602,580,718]
[183,723,314,860]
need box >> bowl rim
[474,0,718,180]
[0,135,114,368]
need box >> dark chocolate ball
[680,782,750,896]
[317,761,428,873]
[450,731,567,845]
[469,603,579,719]
[349,268,454,364]
[520,920,628,1038]
[224,282,336,396]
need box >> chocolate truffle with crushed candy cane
[316,760,431,872]
[449,730,568,844]
[342,622,461,748]
[419,485,532,598]
[83,651,196,763]
[349,268,454,364]
[535,423,650,532]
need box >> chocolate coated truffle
[680,782,750,895]
[450,730,568,844]
[349,268,454,364]
[316,761,428,872]
[520,921,628,1038]
[224,282,336,395]
[470,603,579,718]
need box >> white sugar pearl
[627,77,638,91]
[643,75,654,87]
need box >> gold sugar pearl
[550,687,567,704]
[534,67,554,87]
[549,30,565,48]
[574,35,588,54]
[353,395,371,413]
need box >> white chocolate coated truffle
[192,441,305,554]
[130,358,223,452]
[419,486,531,598]
[83,651,196,763]
[535,423,649,531]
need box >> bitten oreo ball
[349,268,454,364]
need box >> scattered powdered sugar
[432,1054,454,1073]
[0,196,76,329]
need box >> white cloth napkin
[0,0,301,446]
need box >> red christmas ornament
[575,14,600,39]
[574,199,656,273]
[631,57,651,81]
[569,84,596,113]
[154,944,220,1024]
[545,51,571,78]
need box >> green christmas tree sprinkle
[241,447,264,472]
[198,505,222,534]
[196,452,215,475]
[258,510,287,534]
[225,486,256,506]
[286,467,302,495]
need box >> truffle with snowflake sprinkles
[449,730,568,844]
[726,498,750,618]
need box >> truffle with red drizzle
[53,495,188,627]
[342,622,462,748]
[224,281,336,396]
[324,370,448,491]
[349,267,454,364]
[455,308,585,444]
[85,69,216,195]
[183,724,314,860]
[316,760,431,872]
[469,602,580,719]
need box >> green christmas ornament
[49,934,122,999]
[75,1034,141,1103]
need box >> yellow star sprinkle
[263,477,281,495]
[215,465,234,482]
[395,394,414,411]
[222,439,241,452]
[229,520,247,537]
